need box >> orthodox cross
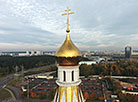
[62,7,74,32]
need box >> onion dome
[56,7,81,66]
[56,33,81,57]
[56,33,81,66]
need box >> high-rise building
[53,7,84,102]
[125,46,132,58]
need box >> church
[53,7,85,102]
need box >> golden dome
[56,33,81,57]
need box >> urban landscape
[0,47,138,102]
[0,0,138,102]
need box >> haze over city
[0,0,138,51]
[1,1,138,102]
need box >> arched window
[63,71,66,81]
[72,71,74,81]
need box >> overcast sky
[0,0,138,51]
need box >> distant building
[21,78,104,99]
[36,75,53,79]
[1,51,44,56]
[22,79,57,98]
[125,46,132,58]
[79,61,97,65]
[43,51,56,56]
[132,50,138,55]
[122,87,138,95]
[81,78,104,100]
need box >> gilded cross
[62,7,74,32]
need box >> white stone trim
[56,80,81,87]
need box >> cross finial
[62,7,74,32]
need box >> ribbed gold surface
[56,86,82,102]
[56,33,81,57]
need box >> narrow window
[72,71,74,81]
[63,71,66,81]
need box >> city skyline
[0,0,138,51]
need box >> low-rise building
[79,61,97,65]
[21,77,104,99]
[1,51,44,56]
[81,78,104,100]
[122,88,138,95]
[36,75,53,79]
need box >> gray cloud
[0,0,138,51]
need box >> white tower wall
[56,65,81,87]
[53,65,85,102]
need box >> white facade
[56,65,81,87]
[122,90,138,95]
[36,75,53,79]
[53,65,85,102]
[79,61,97,65]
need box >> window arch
[63,71,66,81]
[72,71,74,81]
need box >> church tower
[53,7,85,102]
